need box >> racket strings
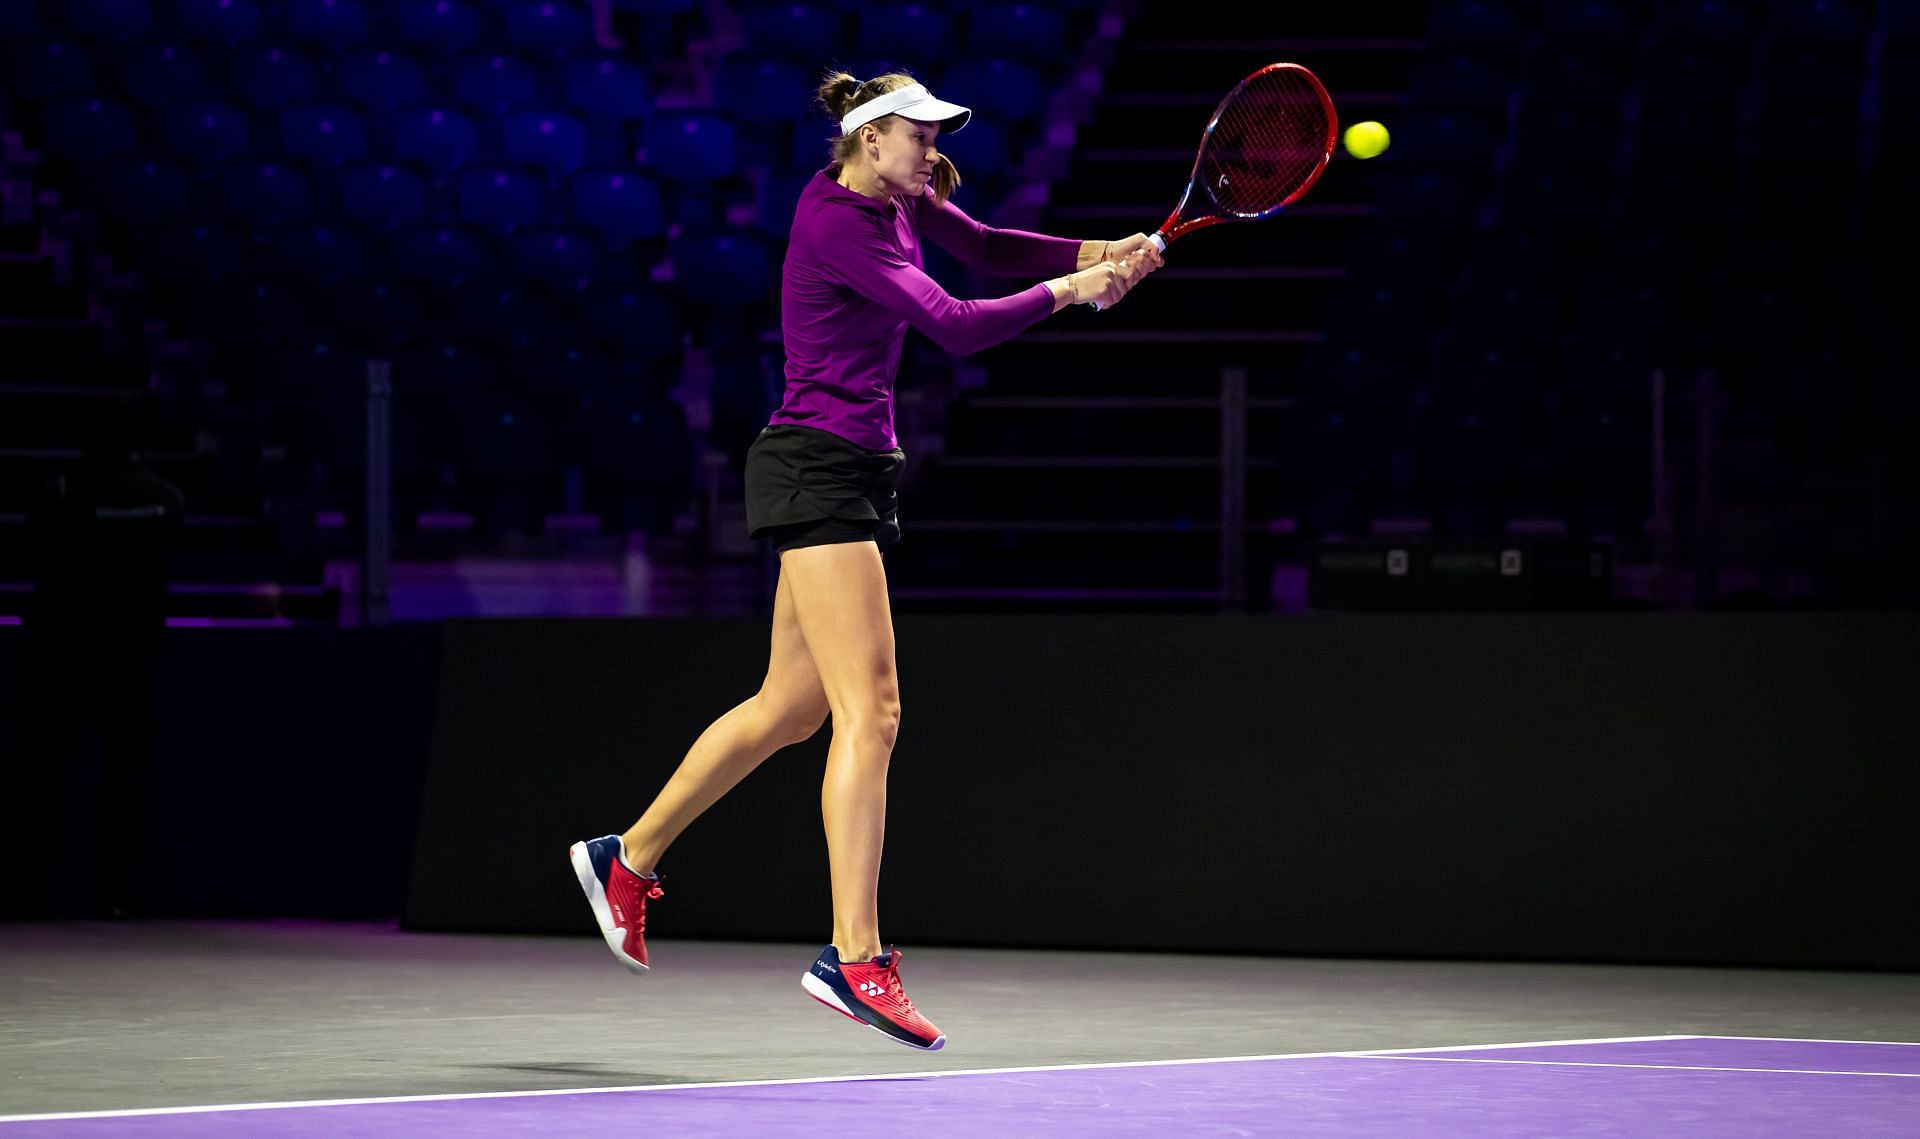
[1198,68,1334,217]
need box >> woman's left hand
[1104,233,1165,271]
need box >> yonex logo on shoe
[859,981,884,996]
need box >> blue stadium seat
[392,223,496,282]
[120,42,210,105]
[395,0,484,51]
[40,97,137,161]
[855,4,953,68]
[324,278,428,352]
[581,283,682,362]
[940,59,1040,120]
[1761,37,1864,104]
[508,226,598,284]
[453,390,560,520]
[561,56,651,122]
[181,279,309,355]
[1538,0,1640,56]
[612,0,699,14]
[1408,52,1512,112]
[6,40,98,103]
[1426,0,1525,57]
[504,1,594,52]
[787,116,833,171]
[219,160,315,224]
[750,170,808,233]
[1511,102,1620,178]
[1388,109,1498,173]
[1361,219,1463,286]
[1374,168,1478,224]
[1633,96,1738,167]
[1445,270,1564,358]
[94,157,192,222]
[1328,276,1444,351]
[390,106,480,174]
[287,0,372,46]
[643,111,740,182]
[1773,0,1869,50]
[0,0,34,36]
[576,391,694,535]
[1653,0,1755,44]
[503,110,589,175]
[964,4,1064,63]
[384,342,498,406]
[1639,35,1746,106]
[164,101,253,164]
[447,279,549,347]
[456,167,549,231]
[336,162,430,227]
[273,223,368,279]
[715,57,809,124]
[231,45,320,108]
[179,0,263,45]
[71,0,153,39]
[568,170,665,242]
[453,53,542,114]
[948,110,1010,175]
[1612,165,1726,252]
[142,222,252,283]
[281,103,369,166]
[1566,261,1696,366]
[1527,45,1630,110]
[670,227,774,304]
[739,3,840,62]
[336,49,428,110]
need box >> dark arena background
[2,1,1917,1135]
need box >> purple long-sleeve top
[769,166,1082,451]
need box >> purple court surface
[3,1035,1914,1137]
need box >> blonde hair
[815,69,962,206]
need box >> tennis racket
[1090,62,1338,311]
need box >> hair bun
[815,71,865,122]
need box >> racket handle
[1088,232,1167,312]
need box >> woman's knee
[830,697,901,749]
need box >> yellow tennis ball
[1343,121,1390,159]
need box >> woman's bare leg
[776,539,899,964]
[618,567,829,874]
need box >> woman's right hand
[1073,250,1155,310]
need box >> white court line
[1687,1035,1920,1047]
[1357,1056,1920,1079]
[0,1035,1695,1124]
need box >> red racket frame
[1157,61,1339,246]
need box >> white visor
[840,84,971,135]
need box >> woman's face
[864,116,941,197]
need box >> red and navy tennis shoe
[568,834,664,973]
[802,945,946,1050]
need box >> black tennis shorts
[743,424,905,555]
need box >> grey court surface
[2,922,1917,1133]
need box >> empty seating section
[0,0,1087,542]
[1305,0,1889,546]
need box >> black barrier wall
[0,626,439,919]
[405,614,1920,971]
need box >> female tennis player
[572,70,1163,1051]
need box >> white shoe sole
[801,972,945,1050]
[569,841,649,974]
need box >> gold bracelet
[1067,276,1077,304]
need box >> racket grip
[1088,232,1167,312]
